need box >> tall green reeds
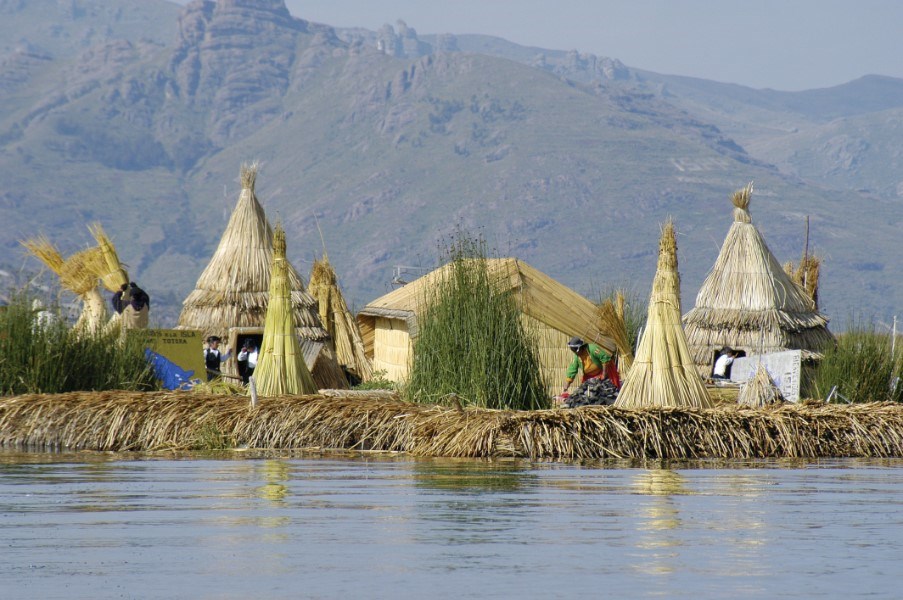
[0,289,158,394]
[406,235,548,410]
[813,321,902,403]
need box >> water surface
[1,451,900,599]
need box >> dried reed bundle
[598,290,634,373]
[21,235,64,275]
[738,364,785,407]
[616,220,712,408]
[3,392,903,459]
[785,255,822,309]
[59,246,106,296]
[309,254,373,381]
[254,225,317,396]
[22,236,108,330]
[176,163,347,388]
[683,184,833,367]
[88,223,129,292]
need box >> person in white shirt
[712,347,738,380]
[237,340,259,384]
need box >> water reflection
[1,451,902,599]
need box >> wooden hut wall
[372,317,412,382]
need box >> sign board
[143,329,206,390]
[730,350,802,403]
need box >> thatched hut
[176,164,347,389]
[308,253,373,383]
[682,184,834,373]
[357,258,615,397]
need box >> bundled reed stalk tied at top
[253,225,317,396]
[21,236,107,332]
[737,364,785,407]
[615,220,713,409]
[783,255,822,309]
[598,290,634,374]
[682,183,834,367]
[308,253,373,382]
[3,392,903,459]
[88,223,129,293]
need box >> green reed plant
[0,288,158,394]
[406,234,548,410]
[813,321,902,403]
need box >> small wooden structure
[357,258,615,396]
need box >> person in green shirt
[562,336,618,394]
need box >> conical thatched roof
[683,184,834,368]
[309,253,373,382]
[253,225,317,396]
[615,220,713,409]
[177,164,327,342]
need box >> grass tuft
[405,232,548,410]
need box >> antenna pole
[801,215,810,290]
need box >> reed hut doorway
[710,348,746,379]
[228,326,325,382]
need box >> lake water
[1,451,901,599]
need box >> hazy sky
[166,1,901,90]
[278,0,901,91]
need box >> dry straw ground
[1,392,902,459]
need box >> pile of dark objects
[562,378,619,408]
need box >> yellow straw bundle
[21,235,65,275]
[598,290,634,374]
[615,220,713,409]
[737,363,785,407]
[89,223,129,292]
[309,254,373,381]
[253,225,318,396]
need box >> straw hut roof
[309,253,373,381]
[359,258,616,353]
[682,184,834,367]
[615,220,713,409]
[253,225,317,396]
[177,164,327,343]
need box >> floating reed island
[2,392,902,459]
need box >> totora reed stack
[308,252,373,382]
[615,220,712,409]
[253,225,317,396]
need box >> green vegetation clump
[353,369,397,391]
[813,322,902,403]
[406,234,548,410]
[190,422,233,451]
[0,289,158,395]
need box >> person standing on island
[203,335,231,380]
[237,340,258,384]
[111,283,130,314]
[712,347,739,380]
[122,281,150,329]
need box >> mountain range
[0,0,899,328]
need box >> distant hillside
[0,0,899,329]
